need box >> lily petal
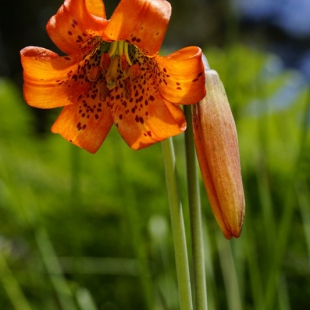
[156,47,206,105]
[85,0,106,18]
[104,0,171,57]
[51,98,113,154]
[20,46,89,108]
[110,90,186,150]
[47,0,107,55]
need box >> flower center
[105,41,133,90]
[84,39,142,101]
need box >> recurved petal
[113,95,186,150]
[20,46,88,108]
[51,100,113,154]
[193,69,245,239]
[156,47,206,105]
[104,0,171,57]
[47,0,107,55]
[85,0,106,17]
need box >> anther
[101,53,111,71]
[86,66,102,81]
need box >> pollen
[100,53,111,70]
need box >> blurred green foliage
[0,41,310,310]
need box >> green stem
[161,138,193,310]
[184,105,208,310]
[35,227,78,310]
[0,251,33,310]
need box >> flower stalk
[184,105,208,310]
[161,138,193,310]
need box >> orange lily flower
[20,0,206,153]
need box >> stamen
[106,55,120,89]
[101,41,135,92]
[123,42,132,66]
[120,54,130,71]
[118,41,124,56]
[108,41,118,57]
[101,53,111,71]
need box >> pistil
[106,55,120,89]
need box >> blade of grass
[243,224,264,310]
[0,251,33,310]
[76,287,98,310]
[161,138,193,310]
[216,234,242,310]
[202,222,217,310]
[35,227,79,310]
[295,179,310,262]
[277,275,291,310]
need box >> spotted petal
[104,0,171,57]
[51,99,114,154]
[110,89,186,150]
[47,0,107,55]
[156,46,206,105]
[20,46,89,108]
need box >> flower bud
[192,69,245,238]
